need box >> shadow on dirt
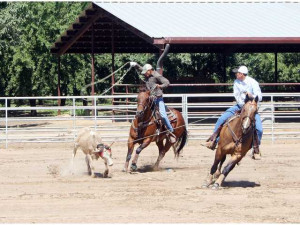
[135,165,186,173]
[223,180,260,188]
[0,122,50,128]
[136,165,154,173]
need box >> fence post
[73,97,76,141]
[5,98,8,149]
[126,85,129,122]
[271,95,274,143]
[182,94,188,129]
[94,96,97,131]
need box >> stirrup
[167,131,177,144]
[156,128,160,136]
[205,140,217,150]
[253,145,260,154]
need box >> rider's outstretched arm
[130,62,143,72]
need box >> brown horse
[123,88,188,172]
[203,94,259,189]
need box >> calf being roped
[73,128,113,178]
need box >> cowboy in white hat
[206,65,263,154]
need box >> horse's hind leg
[153,139,170,171]
[212,154,243,189]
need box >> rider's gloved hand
[130,62,137,67]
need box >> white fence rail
[1,93,300,148]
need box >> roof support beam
[57,9,103,56]
[96,6,156,47]
[157,37,300,45]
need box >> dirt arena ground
[0,139,300,223]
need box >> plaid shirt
[135,64,170,97]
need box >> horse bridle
[226,101,257,146]
[240,102,257,132]
[136,96,155,118]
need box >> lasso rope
[80,62,132,98]
[125,114,219,144]
[78,62,218,145]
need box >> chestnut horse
[123,89,188,172]
[203,94,259,189]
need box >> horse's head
[136,86,151,119]
[240,94,258,134]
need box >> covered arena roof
[51,1,300,55]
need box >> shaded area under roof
[51,2,300,55]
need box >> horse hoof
[211,183,220,190]
[130,163,137,171]
[105,173,112,178]
[122,168,127,173]
[91,174,97,178]
[153,166,159,171]
[201,184,210,189]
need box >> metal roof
[96,2,300,38]
[51,2,300,55]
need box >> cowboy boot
[205,139,217,150]
[205,125,223,150]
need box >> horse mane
[138,85,148,93]
[244,94,255,104]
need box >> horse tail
[174,127,188,158]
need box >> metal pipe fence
[0,93,300,148]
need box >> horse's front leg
[212,153,243,189]
[202,147,224,188]
[214,155,226,179]
[131,138,152,171]
[123,136,135,172]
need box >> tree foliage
[0,2,299,100]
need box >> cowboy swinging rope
[79,62,219,146]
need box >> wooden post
[57,56,61,116]
[275,52,278,91]
[111,23,115,122]
[91,23,95,116]
[222,53,227,92]
[111,23,115,95]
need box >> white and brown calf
[73,128,113,178]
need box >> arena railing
[0,93,300,148]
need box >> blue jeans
[214,104,263,144]
[155,97,174,132]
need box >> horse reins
[227,102,257,146]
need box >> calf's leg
[85,154,96,178]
